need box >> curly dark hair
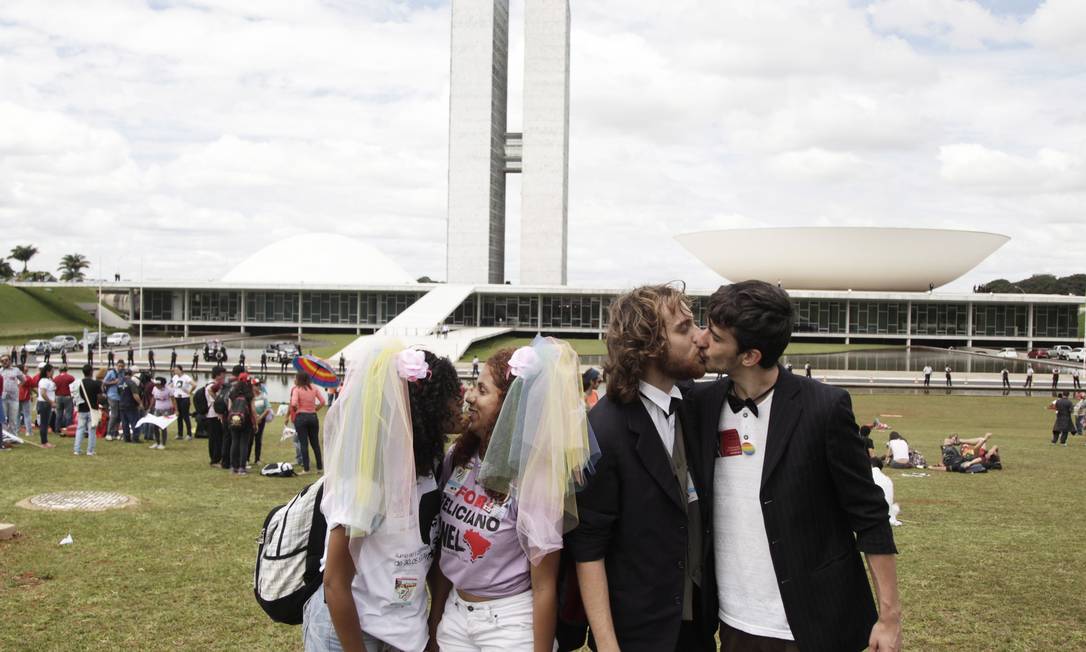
[408,350,462,476]
[449,347,515,469]
[603,284,689,404]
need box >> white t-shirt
[37,377,57,403]
[320,474,440,652]
[171,373,194,399]
[205,385,218,418]
[887,439,909,463]
[714,391,793,640]
[1027,367,1034,376]
[922,366,932,375]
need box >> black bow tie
[668,397,682,417]
[727,393,760,417]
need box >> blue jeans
[1,397,16,432]
[74,412,96,454]
[19,400,32,432]
[121,407,140,441]
[302,585,401,652]
[106,398,122,437]
[55,395,74,433]
[36,401,52,444]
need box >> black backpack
[213,381,231,416]
[227,395,250,431]
[191,384,209,416]
[254,478,327,624]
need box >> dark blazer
[688,367,896,652]
[566,391,716,652]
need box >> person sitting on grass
[884,431,912,469]
[859,424,877,460]
[869,458,902,526]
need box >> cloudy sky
[1,0,1083,290]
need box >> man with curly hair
[567,284,716,652]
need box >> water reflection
[779,348,1075,374]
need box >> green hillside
[0,285,101,342]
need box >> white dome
[222,233,416,285]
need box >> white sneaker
[74,451,81,455]
[87,452,95,456]
[158,444,166,450]
[105,435,113,441]
[149,443,158,449]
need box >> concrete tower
[446,0,510,285]
[446,0,570,286]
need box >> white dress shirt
[637,380,683,456]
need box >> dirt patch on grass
[10,570,49,588]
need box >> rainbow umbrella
[292,354,339,388]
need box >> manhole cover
[16,491,139,512]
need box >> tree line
[0,245,90,282]
[977,274,1086,296]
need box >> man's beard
[662,349,706,381]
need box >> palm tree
[0,258,13,281]
[58,253,91,282]
[9,245,38,274]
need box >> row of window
[139,290,1081,338]
[142,290,421,325]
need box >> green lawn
[2,393,1084,650]
[306,333,364,360]
[0,285,105,342]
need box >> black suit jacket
[689,368,896,652]
[566,391,716,652]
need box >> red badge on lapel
[719,429,741,457]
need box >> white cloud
[939,143,1086,192]
[0,0,1083,291]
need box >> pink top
[290,385,325,414]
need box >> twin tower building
[446,0,570,286]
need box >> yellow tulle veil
[320,338,417,540]
[477,335,599,565]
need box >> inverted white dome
[222,233,416,285]
[676,227,1009,292]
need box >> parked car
[1069,348,1086,363]
[106,332,132,346]
[79,332,103,350]
[1051,345,1073,360]
[276,344,300,363]
[49,335,78,352]
[24,339,49,355]
[1027,348,1050,359]
[996,347,1018,358]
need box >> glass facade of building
[910,302,968,336]
[1033,304,1078,338]
[481,295,539,328]
[850,301,908,335]
[135,287,1081,341]
[972,304,1028,337]
[301,292,356,325]
[541,295,603,329]
[792,299,847,334]
[248,292,299,323]
[190,291,240,322]
[143,289,175,321]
